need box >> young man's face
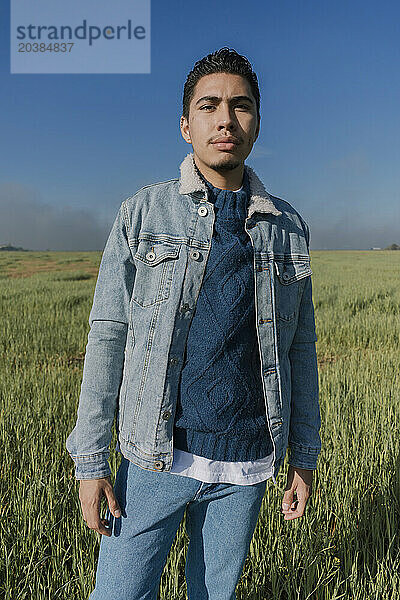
[180,72,260,173]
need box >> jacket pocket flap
[133,240,181,267]
[274,260,312,284]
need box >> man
[66,47,321,599]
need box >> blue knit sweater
[173,169,274,461]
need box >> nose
[216,102,236,131]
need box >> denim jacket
[66,152,322,482]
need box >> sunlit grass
[0,250,399,599]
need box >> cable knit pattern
[173,167,274,461]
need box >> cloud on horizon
[1,180,398,251]
[0,181,114,251]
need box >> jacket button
[162,411,171,420]
[154,460,164,470]
[282,272,290,281]
[180,303,191,313]
[190,250,200,260]
[169,357,179,365]
[146,251,156,261]
[198,206,208,217]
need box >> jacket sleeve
[287,221,322,470]
[65,200,136,480]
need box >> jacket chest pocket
[132,240,181,307]
[273,259,312,323]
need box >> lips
[212,137,240,151]
[212,137,239,144]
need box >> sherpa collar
[178,152,282,218]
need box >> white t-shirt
[169,447,276,486]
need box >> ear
[180,115,192,144]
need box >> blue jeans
[89,455,268,600]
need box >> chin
[208,153,242,172]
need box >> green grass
[0,250,399,599]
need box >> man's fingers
[83,496,104,533]
[104,483,122,518]
[281,466,314,521]
[85,517,112,536]
[98,518,112,536]
[281,490,294,514]
[283,497,307,520]
[83,496,112,536]
[79,477,116,536]
[282,492,308,520]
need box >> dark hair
[182,47,260,122]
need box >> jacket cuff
[288,443,320,470]
[70,453,112,480]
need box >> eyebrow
[195,95,255,107]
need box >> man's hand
[79,476,121,536]
[281,465,313,521]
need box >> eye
[200,105,215,110]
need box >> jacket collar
[178,152,282,218]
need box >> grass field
[0,249,399,600]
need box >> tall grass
[0,250,399,599]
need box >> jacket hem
[119,436,173,471]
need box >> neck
[193,153,244,191]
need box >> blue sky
[1,0,399,250]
